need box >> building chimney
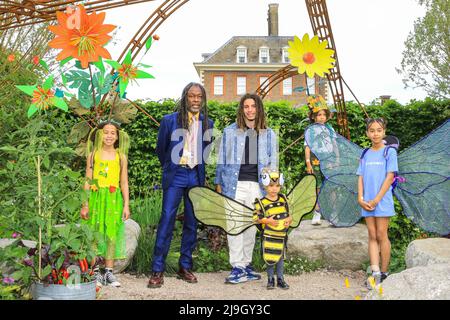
[268,3,279,37]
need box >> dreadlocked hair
[176,82,209,133]
[236,93,267,133]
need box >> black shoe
[380,272,389,283]
[277,277,289,290]
[267,277,275,290]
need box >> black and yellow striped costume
[253,194,290,265]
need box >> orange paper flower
[7,54,15,62]
[48,5,116,69]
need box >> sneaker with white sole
[311,211,322,225]
[245,265,261,281]
[93,269,104,287]
[104,269,121,287]
[366,272,381,290]
[225,267,247,284]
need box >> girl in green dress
[80,120,130,287]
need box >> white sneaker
[311,211,322,225]
[104,270,121,287]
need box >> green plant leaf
[93,56,105,74]
[16,85,36,96]
[60,56,73,67]
[123,50,132,65]
[42,76,54,90]
[104,60,122,71]
[51,97,68,112]
[68,121,91,144]
[39,59,49,72]
[27,104,38,118]
[136,70,155,79]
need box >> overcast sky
[104,0,427,104]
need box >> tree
[398,0,450,98]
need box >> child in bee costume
[188,170,318,290]
[253,170,293,289]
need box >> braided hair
[176,82,209,133]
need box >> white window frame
[214,76,224,95]
[259,47,270,63]
[259,76,268,87]
[236,46,247,63]
[282,47,290,63]
[307,77,316,95]
[236,76,246,95]
[283,77,292,95]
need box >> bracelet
[306,159,311,162]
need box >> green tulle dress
[83,151,126,260]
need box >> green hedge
[123,98,449,197]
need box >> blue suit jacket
[156,112,214,190]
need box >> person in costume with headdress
[304,94,337,225]
[253,169,292,290]
[80,119,131,287]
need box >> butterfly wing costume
[188,174,317,264]
[304,120,450,235]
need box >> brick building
[193,3,327,103]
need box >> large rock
[365,263,450,300]
[114,218,141,273]
[288,221,368,270]
[405,238,450,268]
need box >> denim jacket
[214,123,278,198]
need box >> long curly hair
[236,93,267,133]
[176,82,209,132]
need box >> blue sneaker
[225,267,247,284]
[245,265,261,281]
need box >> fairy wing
[394,119,450,235]
[188,187,255,235]
[287,174,318,228]
[305,123,363,226]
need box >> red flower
[109,186,116,193]
[32,55,40,65]
[7,54,15,62]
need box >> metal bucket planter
[32,280,96,300]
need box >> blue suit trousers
[152,166,199,272]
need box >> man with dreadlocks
[215,93,278,284]
[148,82,214,288]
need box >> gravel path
[99,269,369,300]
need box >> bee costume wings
[188,174,317,264]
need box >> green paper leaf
[27,104,38,118]
[68,97,90,115]
[145,37,153,51]
[60,56,72,67]
[123,50,132,65]
[136,70,155,79]
[137,63,152,68]
[42,76,54,90]
[16,85,37,96]
[61,74,68,86]
[104,60,122,71]
[39,59,49,72]
[119,79,128,98]
[51,97,68,112]
[93,56,105,74]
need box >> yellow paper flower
[345,278,350,288]
[288,34,335,78]
[312,159,320,166]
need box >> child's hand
[283,216,293,227]
[80,206,89,220]
[358,199,374,211]
[265,216,278,227]
[306,163,314,174]
[367,199,379,209]
[122,205,130,221]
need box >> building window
[237,76,246,95]
[259,47,270,63]
[214,76,224,95]
[236,46,247,63]
[259,76,268,87]
[307,77,315,95]
[283,77,292,95]
[282,47,290,63]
